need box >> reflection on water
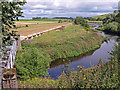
[48,23,120,79]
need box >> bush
[15,47,51,80]
[74,16,89,28]
[58,20,62,23]
[26,25,28,27]
[104,22,118,33]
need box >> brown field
[12,22,71,36]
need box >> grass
[16,24,105,85]
[15,20,57,24]
[88,20,103,23]
[21,24,104,61]
[12,22,70,36]
[18,45,119,88]
[58,45,119,88]
[18,77,58,88]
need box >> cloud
[32,4,47,8]
[20,0,119,19]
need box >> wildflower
[83,78,86,80]
[77,65,83,69]
[35,83,39,85]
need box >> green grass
[18,45,119,88]
[21,24,104,60]
[16,18,72,23]
[15,20,57,24]
[15,24,105,81]
[88,20,103,23]
[58,45,119,88]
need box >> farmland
[12,21,71,36]
[15,24,105,80]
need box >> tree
[1,0,26,46]
[74,16,89,28]
[115,12,120,35]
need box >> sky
[20,0,120,19]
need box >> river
[48,23,120,79]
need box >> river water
[48,23,120,79]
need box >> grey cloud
[20,1,118,19]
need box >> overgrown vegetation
[85,13,117,21]
[15,24,104,79]
[88,13,120,35]
[74,16,90,28]
[18,44,119,88]
[15,47,51,80]
[21,25,104,60]
[1,0,26,46]
[58,45,119,88]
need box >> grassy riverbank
[21,24,104,60]
[18,45,119,88]
[15,24,105,80]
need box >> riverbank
[21,24,104,60]
[15,24,105,80]
[18,44,119,88]
[97,26,120,36]
[88,20,102,23]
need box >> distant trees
[53,17,71,19]
[101,13,120,35]
[103,14,116,24]
[32,17,74,20]
[104,22,118,33]
[74,16,89,28]
[32,17,49,20]
[115,12,120,33]
[85,13,117,22]
[32,17,41,20]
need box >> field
[15,24,105,80]
[15,20,57,24]
[21,24,104,60]
[12,22,71,36]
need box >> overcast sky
[20,0,120,19]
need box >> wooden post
[17,35,21,51]
[2,68,18,88]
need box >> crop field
[12,22,70,36]
[15,20,57,24]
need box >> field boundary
[20,23,72,40]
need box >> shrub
[104,22,118,33]
[26,25,28,27]
[58,20,62,23]
[74,16,89,28]
[15,47,51,80]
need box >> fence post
[2,68,18,88]
[17,35,21,51]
